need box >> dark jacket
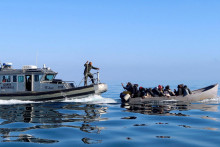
[152,87,161,97]
[132,84,139,98]
[84,64,99,75]
[139,87,146,97]
[152,87,165,97]
[123,84,133,93]
[147,88,155,97]
[176,84,184,96]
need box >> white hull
[0,83,108,101]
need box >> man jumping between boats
[84,61,99,86]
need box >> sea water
[0,81,220,147]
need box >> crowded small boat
[121,82,191,98]
[120,82,218,103]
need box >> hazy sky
[0,0,219,83]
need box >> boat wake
[200,96,220,104]
[62,95,117,104]
[0,99,38,105]
[0,95,217,105]
[0,95,117,105]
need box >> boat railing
[78,71,100,87]
[93,71,100,84]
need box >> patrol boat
[0,63,107,101]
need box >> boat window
[18,76,24,82]
[34,75,43,82]
[35,75,39,82]
[2,75,10,82]
[13,75,17,82]
[39,75,43,81]
[45,74,54,81]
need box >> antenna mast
[36,52,38,67]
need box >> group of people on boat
[120,82,192,99]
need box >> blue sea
[0,80,220,147]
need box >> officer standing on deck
[84,61,99,86]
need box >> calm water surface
[0,81,220,147]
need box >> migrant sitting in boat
[174,84,192,96]
[164,85,175,97]
[121,82,133,94]
[120,82,192,102]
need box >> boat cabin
[0,63,74,94]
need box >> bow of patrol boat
[94,83,108,94]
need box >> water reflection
[122,101,219,116]
[82,137,102,144]
[0,103,108,144]
[3,134,58,143]
[122,101,219,136]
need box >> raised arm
[84,61,89,67]
[121,83,125,89]
[92,66,99,70]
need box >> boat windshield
[44,74,55,81]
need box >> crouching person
[139,87,146,98]
[147,88,155,97]
[120,82,133,102]
[131,84,139,98]
[183,85,192,96]
[164,85,175,97]
[139,87,153,99]
[152,85,165,97]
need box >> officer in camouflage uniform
[84,61,99,86]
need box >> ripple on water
[0,84,219,146]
